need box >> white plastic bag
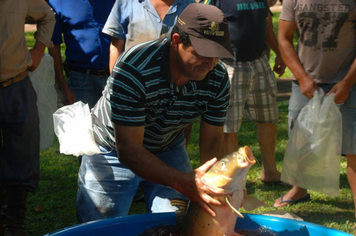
[281,90,342,196]
[53,101,101,157]
[29,54,57,150]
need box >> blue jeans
[68,71,108,109]
[76,134,192,223]
[289,81,356,155]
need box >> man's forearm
[118,142,185,190]
[266,13,280,56]
[279,40,307,81]
[29,41,46,71]
[109,38,125,72]
[199,122,224,164]
[48,45,66,86]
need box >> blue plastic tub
[45,212,351,236]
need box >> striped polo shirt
[92,37,230,153]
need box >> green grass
[26,101,355,235]
[24,15,355,235]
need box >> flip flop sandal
[275,194,311,207]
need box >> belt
[68,65,110,76]
[0,71,29,88]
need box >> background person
[103,0,194,73]
[204,0,286,184]
[0,1,55,235]
[273,0,356,218]
[76,3,234,222]
[47,0,116,108]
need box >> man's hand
[180,158,225,217]
[327,80,351,104]
[57,81,76,105]
[48,45,76,105]
[298,75,319,99]
[273,54,286,77]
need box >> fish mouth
[202,146,256,193]
[238,146,256,166]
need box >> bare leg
[224,132,239,156]
[346,154,356,218]
[257,123,281,182]
[274,185,308,207]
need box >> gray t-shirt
[280,0,356,83]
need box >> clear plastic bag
[29,54,57,150]
[281,90,342,196]
[53,101,101,157]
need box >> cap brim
[190,35,233,59]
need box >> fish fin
[225,196,244,218]
[242,195,268,211]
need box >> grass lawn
[23,12,355,235]
[27,107,355,235]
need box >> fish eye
[220,162,227,171]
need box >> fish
[180,146,267,236]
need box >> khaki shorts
[223,53,279,133]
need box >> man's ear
[172,33,180,51]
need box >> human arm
[266,12,286,77]
[278,19,318,99]
[114,124,223,216]
[327,57,356,104]
[103,0,127,73]
[28,0,55,49]
[48,45,76,105]
[199,120,224,164]
[28,41,46,72]
[197,62,229,164]
[109,37,125,72]
[27,0,55,71]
